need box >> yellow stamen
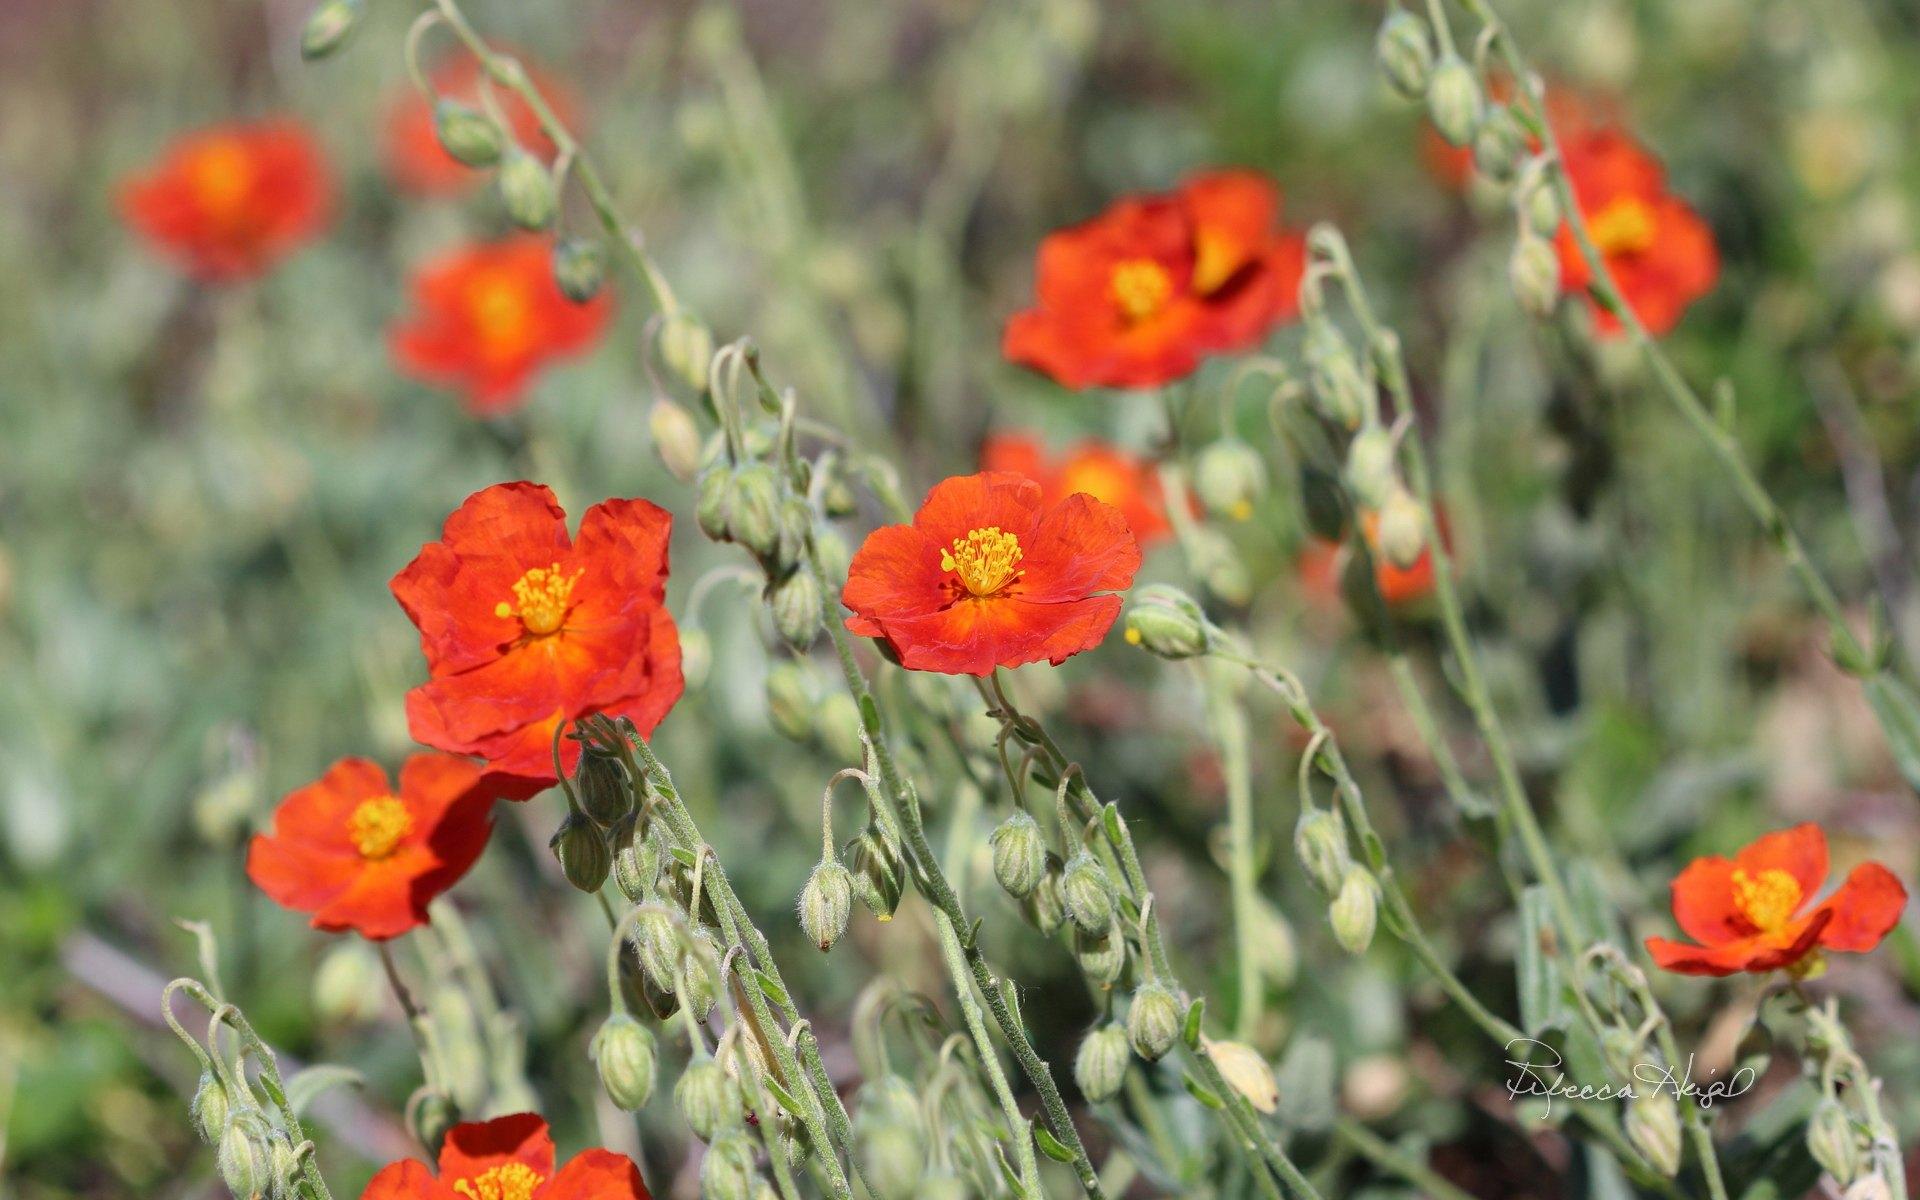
[188,136,255,217]
[1109,259,1173,322]
[1588,196,1657,257]
[494,563,582,637]
[1730,867,1801,933]
[452,1163,544,1200]
[1191,228,1240,295]
[940,527,1024,597]
[346,796,412,860]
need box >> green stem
[1334,1118,1476,1200]
[932,909,1044,1197]
[1199,665,1263,1040]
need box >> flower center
[941,527,1023,597]
[1588,196,1657,257]
[1731,867,1802,933]
[467,272,537,361]
[188,136,255,218]
[1109,259,1173,322]
[495,563,582,637]
[452,1163,545,1200]
[346,796,412,860]
[1190,228,1240,295]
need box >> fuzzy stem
[932,908,1045,1197]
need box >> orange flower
[118,119,332,282]
[1297,508,1446,609]
[391,482,682,796]
[246,755,494,940]
[980,432,1172,546]
[1422,81,1608,190]
[842,472,1141,675]
[1554,128,1718,336]
[360,1114,651,1200]
[1646,824,1906,977]
[381,55,576,195]
[1003,169,1306,390]
[391,237,613,416]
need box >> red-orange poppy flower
[246,755,494,941]
[118,119,332,282]
[360,1113,651,1200]
[980,432,1172,546]
[391,236,613,416]
[1003,170,1306,390]
[1297,507,1446,610]
[1646,824,1906,977]
[381,55,576,195]
[1554,128,1718,336]
[392,482,682,796]
[842,472,1141,675]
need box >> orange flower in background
[246,755,494,940]
[980,432,1172,546]
[1554,128,1718,336]
[1297,507,1446,610]
[382,55,576,195]
[119,119,332,282]
[1646,824,1906,977]
[391,237,612,416]
[392,482,682,796]
[1003,169,1306,390]
[361,1113,651,1200]
[1422,81,1607,190]
[843,472,1141,675]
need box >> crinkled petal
[1813,862,1907,954]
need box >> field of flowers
[5,1,1920,1198]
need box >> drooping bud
[551,811,611,893]
[312,941,383,1026]
[1073,928,1127,989]
[1023,856,1068,936]
[726,465,783,560]
[1126,983,1182,1062]
[1509,233,1562,319]
[1375,9,1434,99]
[845,825,905,920]
[299,0,362,60]
[675,1057,742,1141]
[267,1133,303,1200]
[1625,1093,1683,1177]
[817,691,865,764]
[574,751,632,827]
[1060,851,1114,937]
[432,100,503,168]
[648,399,704,483]
[630,907,682,992]
[855,1106,924,1200]
[696,465,738,542]
[498,148,557,231]
[407,1089,459,1154]
[190,1070,230,1144]
[551,237,606,304]
[1344,426,1397,510]
[1304,323,1370,429]
[989,810,1046,898]
[1123,584,1210,660]
[1329,865,1380,955]
[701,1132,760,1200]
[1073,1023,1131,1102]
[773,496,813,574]
[798,860,854,950]
[1293,807,1352,896]
[1426,54,1483,147]
[1193,440,1268,521]
[657,313,715,396]
[1807,1099,1863,1187]
[680,931,721,1020]
[1523,176,1562,236]
[590,1013,657,1111]
[1375,485,1426,569]
[767,569,823,651]
[764,662,816,741]
[1206,1038,1281,1114]
[217,1118,272,1200]
[1472,105,1528,183]
[679,627,713,691]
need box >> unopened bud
[407,1089,458,1154]
[1344,426,1398,509]
[498,148,556,231]
[1523,174,1562,235]
[1074,1023,1131,1102]
[1625,1093,1682,1177]
[1375,485,1426,569]
[1073,928,1127,989]
[765,663,816,741]
[648,399,704,482]
[1427,55,1483,147]
[591,1013,657,1111]
[299,0,362,60]
[658,314,715,396]
[432,100,502,168]
[630,908,681,992]
[1061,851,1114,937]
[680,627,712,690]
[1293,807,1352,896]
[1123,584,1210,659]
[817,691,864,764]
[859,1122,924,1200]
[681,931,721,1020]
[312,941,382,1026]
[676,1057,742,1141]
[696,465,738,542]
[551,812,611,893]
[1510,233,1562,319]
[1207,1038,1281,1113]
[990,810,1046,898]
[1330,865,1379,955]
[267,1134,302,1200]
[845,826,904,921]
[727,465,783,560]
[1193,440,1268,521]
[574,751,632,827]
[1126,983,1182,1061]
[1808,1099,1863,1186]
[1024,856,1068,935]
[1375,9,1434,98]
[768,569,822,651]
[552,237,606,304]
[1305,324,1369,429]
[701,1131,760,1200]
[799,860,854,950]
[217,1118,271,1200]
[190,1071,230,1144]
[1472,106,1528,183]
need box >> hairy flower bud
[1427,54,1483,147]
[1061,851,1114,937]
[1024,856,1068,935]
[701,1132,760,1200]
[1305,324,1369,429]
[728,465,784,560]
[1510,233,1562,319]
[658,314,715,396]
[1126,983,1182,1062]
[767,569,822,651]
[857,1123,924,1200]
[681,932,720,1020]
[647,399,704,483]
[1626,1093,1682,1177]
[1473,105,1528,184]
[312,941,382,1026]
[989,810,1046,898]
[591,1013,657,1111]
[1074,1023,1131,1102]
[190,1070,230,1144]
[1123,584,1210,659]
[630,908,682,993]
[1293,807,1352,896]
[799,860,854,951]
[764,662,816,741]
[1523,177,1562,236]
[1344,426,1398,510]
[1073,928,1127,989]
[1375,9,1434,98]
[1330,865,1380,955]
[299,0,362,60]
[1808,1099,1863,1186]
[268,1134,303,1200]
[408,1089,458,1155]
[217,1118,271,1200]
[574,751,632,827]
[498,148,557,231]
[551,812,611,893]
[1193,440,1268,521]
[1375,485,1426,569]
[551,237,606,304]
[1206,1038,1281,1114]
[676,1057,742,1141]
[432,100,503,168]
[846,826,905,920]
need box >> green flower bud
[676,1057,742,1141]
[1073,928,1127,989]
[299,0,362,60]
[1625,1093,1682,1177]
[680,627,713,690]
[1073,1023,1131,1102]
[630,907,682,992]
[1524,177,1562,236]
[267,1135,303,1200]
[701,1132,760,1200]
[681,932,720,1020]
[312,941,382,1026]
[590,1013,657,1111]
[765,662,816,741]
[190,1070,230,1144]
[649,398,704,483]
[857,1123,924,1200]
[1375,8,1434,98]
[1344,426,1398,510]
[551,237,606,304]
[812,526,852,589]
[1305,323,1370,429]
[846,825,905,921]
[1126,983,1182,1062]
[989,810,1046,898]
[1061,851,1114,937]
[1293,807,1352,896]
[773,496,813,572]
[217,1117,271,1200]
[696,465,738,542]
[1375,485,1426,570]
[574,751,632,827]
[1123,584,1210,660]
[498,147,557,231]
[767,569,822,651]
[1206,1037,1281,1114]
[1427,54,1483,147]
[551,811,611,893]
[1472,105,1528,183]
[1023,854,1068,935]
[1510,233,1562,319]
[657,313,715,396]
[1301,462,1351,542]
[799,860,854,950]
[1193,439,1268,521]
[1808,1099,1863,1187]
[432,100,502,169]
[1330,865,1380,955]
[407,1089,459,1155]
[727,465,783,560]
[817,691,865,764]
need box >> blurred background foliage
[3,0,1919,1196]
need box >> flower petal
[539,1150,652,1200]
[438,1114,555,1187]
[361,1160,457,1200]
[1733,823,1828,902]
[1813,862,1907,954]
[1667,855,1746,945]
[871,593,1122,676]
[1018,493,1141,604]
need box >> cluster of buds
[1192,437,1269,523]
[1294,805,1377,955]
[550,745,639,893]
[1800,999,1903,1198]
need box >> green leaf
[1864,675,1920,795]
[1033,1126,1076,1163]
[753,970,789,1008]
[763,1077,807,1120]
[1181,1073,1225,1109]
[1517,886,1572,1035]
[668,846,698,869]
[283,1065,364,1117]
[1181,999,1205,1049]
